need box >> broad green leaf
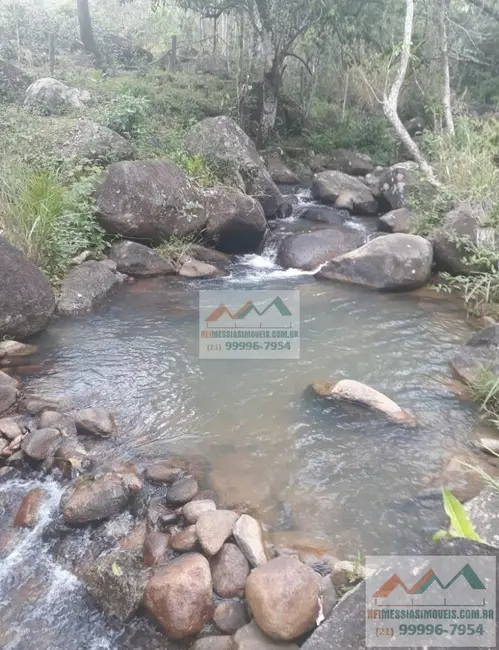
[442,488,484,543]
[433,529,452,543]
[111,561,123,577]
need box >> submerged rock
[0,384,18,417]
[97,160,206,243]
[81,548,148,621]
[276,228,364,271]
[62,473,130,524]
[39,411,77,436]
[311,171,378,216]
[57,261,121,316]
[167,477,199,505]
[14,487,46,528]
[312,379,415,425]
[109,240,175,277]
[317,233,433,291]
[245,556,320,640]
[146,460,185,484]
[0,236,55,339]
[144,553,214,639]
[211,542,250,598]
[204,186,268,254]
[196,509,239,556]
[75,407,116,438]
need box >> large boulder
[317,233,433,291]
[61,120,134,164]
[245,556,320,640]
[450,324,499,385]
[75,407,116,438]
[377,162,419,210]
[203,186,268,254]
[24,78,90,114]
[297,205,350,226]
[109,241,175,277]
[62,473,130,524]
[0,237,55,339]
[96,160,206,243]
[302,538,499,650]
[81,548,147,621]
[185,116,285,218]
[277,228,365,271]
[57,260,121,316]
[102,34,153,68]
[431,203,497,275]
[311,379,415,425]
[21,428,61,460]
[0,59,31,102]
[311,171,378,216]
[144,553,213,639]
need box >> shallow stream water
[0,197,491,649]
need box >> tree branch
[466,0,499,22]
[283,51,313,75]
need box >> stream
[0,191,491,649]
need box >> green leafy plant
[156,234,199,271]
[98,93,150,139]
[433,488,484,543]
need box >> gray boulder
[75,407,116,438]
[431,203,497,275]
[317,233,433,290]
[211,542,250,598]
[0,384,18,417]
[378,207,413,233]
[109,241,175,277]
[204,186,267,253]
[61,119,134,164]
[450,324,499,385]
[277,228,365,271]
[297,205,350,225]
[185,116,285,218]
[302,538,499,650]
[267,155,300,185]
[24,78,90,114]
[0,237,55,339]
[378,162,419,210]
[81,548,148,621]
[57,260,121,316]
[466,488,499,548]
[311,171,378,215]
[178,258,227,278]
[96,160,206,243]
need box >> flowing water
[0,198,492,649]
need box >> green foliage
[433,488,484,544]
[156,233,198,270]
[305,104,398,164]
[0,164,107,283]
[97,92,150,138]
[470,369,499,430]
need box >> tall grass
[0,162,107,283]
[470,369,499,430]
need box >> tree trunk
[440,0,455,136]
[76,0,102,67]
[383,0,441,186]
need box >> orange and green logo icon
[373,564,486,599]
[206,297,292,322]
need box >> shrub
[0,163,107,283]
[97,92,150,138]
